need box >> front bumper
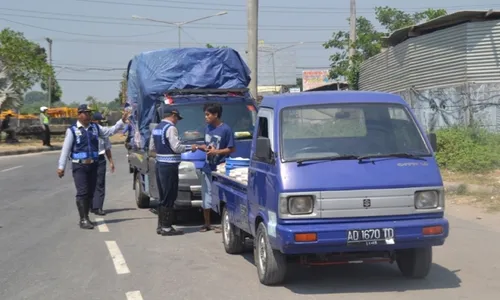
[273,217,449,255]
[174,183,202,209]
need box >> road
[0,147,499,300]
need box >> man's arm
[97,119,125,138]
[58,128,74,170]
[166,126,188,153]
[39,114,44,126]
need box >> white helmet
[40,106,48,112]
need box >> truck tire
[396,247,432,279]
[221,207,245,254]
[134,173,150,209]
[254,222,287,285]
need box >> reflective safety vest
[152,121,181,164]
[69,123,100,160]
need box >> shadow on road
[105,208,137,214]
[240,251,461,294]
[104,217,156,224]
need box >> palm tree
[0,61,21,110]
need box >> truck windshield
[280,103,431,161]
[173,102,257,142]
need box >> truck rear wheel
[254,222,287,285]
[396,247,432,279]
[134,173,150,209]
[221,207,245,254]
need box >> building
[359,10,500,131]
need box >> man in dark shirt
[197,103,236,232]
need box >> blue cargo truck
[210,91,449,285]
[125,48,257,212]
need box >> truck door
[247,108,278,236]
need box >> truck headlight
[280,196,314,215]
[415,191,439,209]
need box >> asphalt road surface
[1,147,499,300]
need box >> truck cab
[129,89,257,210]
[211,91,449,285]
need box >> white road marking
[126,291,144,300]
[105,241,130,275]
[95,218,109,232]
[1,165,23,172]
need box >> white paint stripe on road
[126,291,144,300]
[105,241,130,275]
[0,165,23,172]
[95,218,109,232]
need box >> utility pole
[349,0,356,64]
[45,37,53,108]
[247,0,258,99]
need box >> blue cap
[77,104,92,113]
[93,112,104,121]
[164,107,183,120]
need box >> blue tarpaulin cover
[126,47,251,149]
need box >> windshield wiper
[357,152,426,162]
[296,155,359,166]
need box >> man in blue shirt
[197,103,235,232]
[57,104,128,229]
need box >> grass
[441,169,500,187]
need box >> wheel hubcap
[223,211,231,244]
[258,234,266,272]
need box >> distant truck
[125,48,257,214]
[210,91,449,285]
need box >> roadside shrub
[435,126,500,173]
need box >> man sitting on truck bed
[198,103,236,232]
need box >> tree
[115,71,127,104]
[206,43,228,48]
[0,28,62,102]
[0,61,21,110]
[323,7,447,89]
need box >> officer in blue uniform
[150,107,197,236]
[57,104,129,229]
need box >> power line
[76,0,500,14]
[145,0,499,11]
[0,12,351,31]
[0,17,173,38]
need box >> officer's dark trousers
[92,155,107,210]
[72,162,98,219]
[155,163,179,208]
[43,125,51,146]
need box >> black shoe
[83,198,96,227]
[80,219,94,229]
[92,208,107,216]
[160,207,183,236]
[161,227,184,236]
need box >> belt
[156,154,181,163]
[72,159,96,164]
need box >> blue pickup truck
[210,91,449,285]
[124,47,255,212]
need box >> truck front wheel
[396,247,432,279]
[254,222,287,285]
[221,207,245,254]
[134,173,150,209]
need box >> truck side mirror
[255,137,273,161]
[428,132,437,152]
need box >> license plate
[347,228,395,246]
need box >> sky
[0,0,498,104]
